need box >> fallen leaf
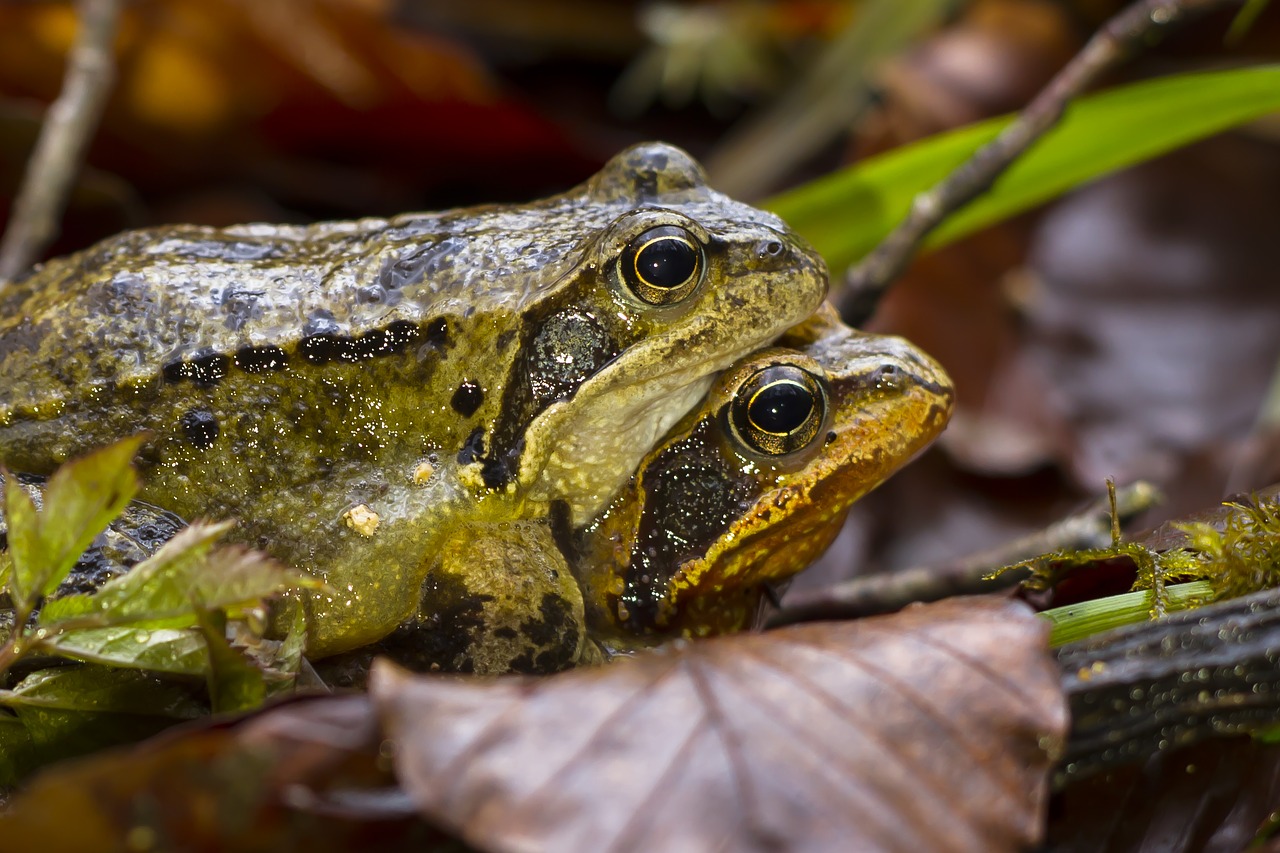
[0,694,442,851]
[374,595,1067,853]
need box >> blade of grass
[1041,580,1214,646]
[766,65,1280,274]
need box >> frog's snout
[900,346,954,402]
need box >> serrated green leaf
[39,520,230,628]
[2,438,145,609]
[192,544,323,614]
[198,608,265,713]
[767,65,1280,273]
[40,520,318,632]
[274,601,307,681]
[44,626,211,676]
[0,665,203,718]
[3,472,42,608]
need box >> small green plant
[1008,484,1280,646]
[0,436,323,782]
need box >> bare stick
[839,0,1247,323]
[768,481,1162,627]
[0,0,123,284]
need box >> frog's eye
[730,365,828,456]
[621,226,704,305]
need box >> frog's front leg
[366,520,600,676]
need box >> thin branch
[839,0,1248,324]
[768,481,1162,627]
[0,0,123,285]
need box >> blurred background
[1,0,1279,600]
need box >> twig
[768,481,1161,627]
[0,0,122,285]
[839,0,1248,324]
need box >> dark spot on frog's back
[163,351,229,387]
[180,408,219,449]
[298,320,419,365]
[426,318,448,347]
[235,345,288,373]
[450,380,484,417]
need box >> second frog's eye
[729,364,828,457]
[620,225,704,305]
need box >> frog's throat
[524,368,717,527]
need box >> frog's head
[498,143,828,524]
[575,305,954,642]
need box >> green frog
[349,305,953,673]
[0,143,827,657]
[2,307,952,676]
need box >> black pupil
[750,381,814,434]
[637,237,697,289]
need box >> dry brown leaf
[373,595,1067,853]
[0,695,441,852]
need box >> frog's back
[0,142,794,436]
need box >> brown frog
[0,143,827,658]
[576,305,954,647]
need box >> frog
[341,305,953,673]
[3,306,952,677]
[575,303,954,647]
[0,142,828,658]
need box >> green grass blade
[766,65,1280,273]
[1041,580,1214,647]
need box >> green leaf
[767,65,1280,273]
[40,519,317,631]
[192,543,324,613]
[0,712,36,786]
[10,705,180,765]
[198,608,265,714]
[2,437,145,608]
[0,665,203,718]
[45,626,211,676]
[3,473,42,608]
[39,520,230,628]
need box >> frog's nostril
[756,239,785,260]
[874,364,904,389]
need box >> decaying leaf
[374,595,1067,853]
[0,695,442,851]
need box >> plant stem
[0,0,123,284]
[769,481,1161,626]
[839,0,1248,324]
